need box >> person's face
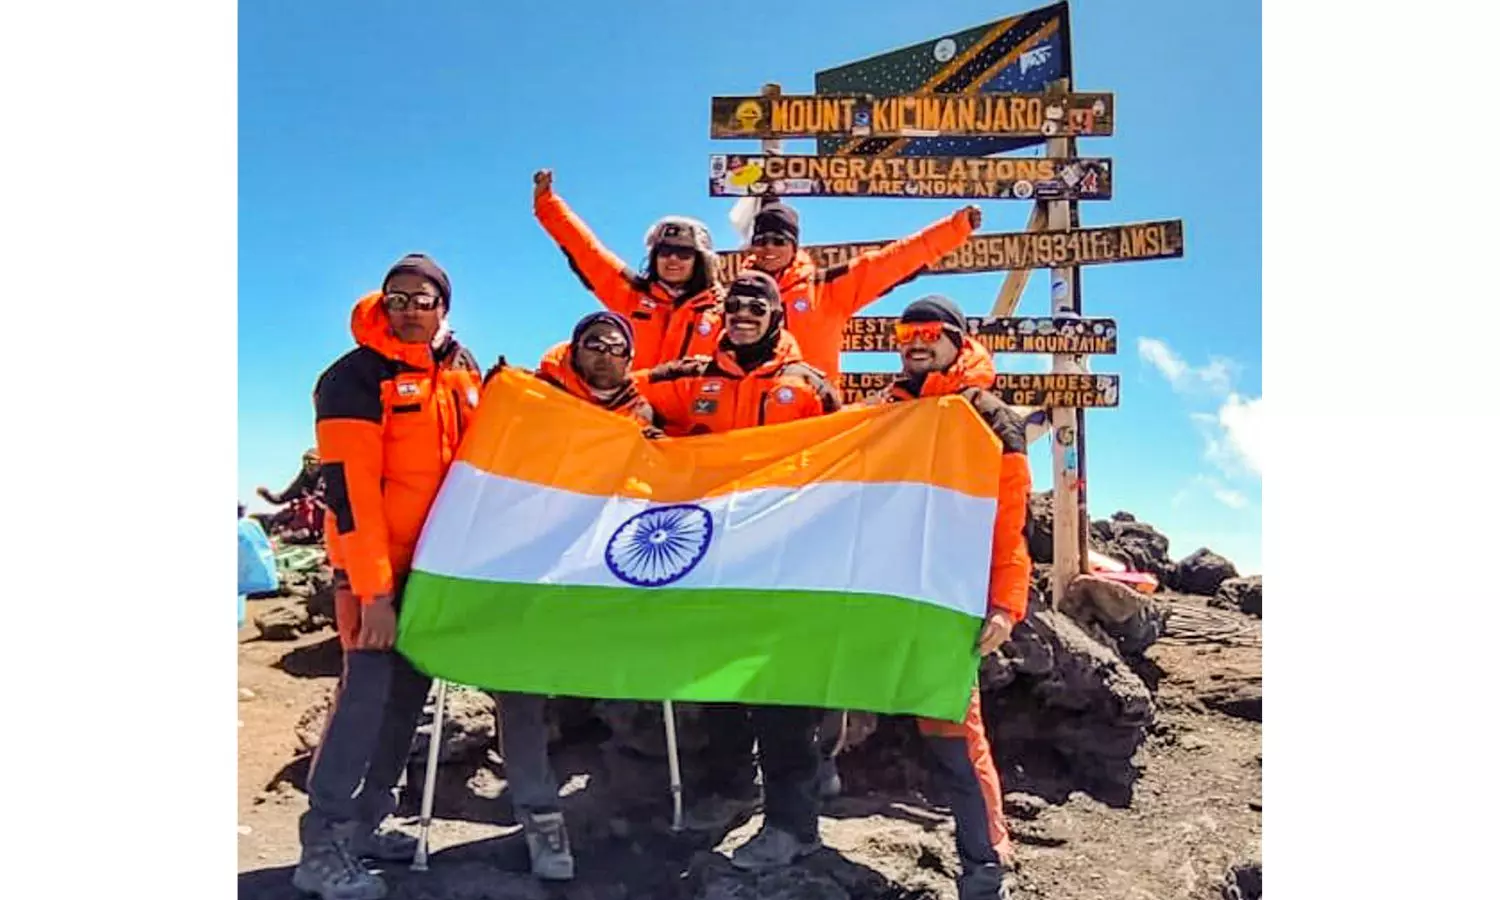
[895,321,961,376]
[574,322,632,390]
[382,273,445,345]
[723,293,774,346]
[749,232,795,274]
[653,243,697,286]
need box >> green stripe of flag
[396,571,981,722]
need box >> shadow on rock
[274,635,344,679]
[236,864,299,900]
[688,846,943,900]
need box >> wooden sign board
[842,316,1117,353]
[708,154,1112,200]
[815,1,1072,159]
[709,92,1113,140]
[839,372,1121,407]
[719,220,1184,282]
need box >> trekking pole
[662,700,684,832]
[412,678,448,872]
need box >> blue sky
[239,0,1261,573]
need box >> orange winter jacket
[534,190,723,368]
[639,332,841,436]
[315,292,483,602]
[535,341,655,426]
[865,338,1033,623]
[768,209,975,380]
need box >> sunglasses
[723,297,772,317]
[580,336,630,358]
[383,291,442,312]
[656,244,696,261]
[892,321,954,345]
[751,234,793,247]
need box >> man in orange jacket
[469,310,652,884]
[742,200,981,382]
[863,294,1032,900]
[530,311,654,426]
[638,270,840,866]
[295,254,486,900]
[533,170,723,368]
[640,270,840,436]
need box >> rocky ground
[237,499,1262,899]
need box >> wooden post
[1045,78,1085,607]
[987,203,1047,318]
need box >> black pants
[298,649,432,847]
[750,704,822,843]
[695,702,757,798]
[925,735,1006,897]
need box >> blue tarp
[238,519,278,624]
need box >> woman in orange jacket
[739,200,982,382]
[862,294,1032,900]
[533,170,723,369]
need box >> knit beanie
[752,202,800,243]
[899,294,968,338]
[383,253,452,309]
[570,310,635,357]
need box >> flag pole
[663,699,684,831]
[411,678,448,871]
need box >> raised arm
[822,206,980,317]
[532,170,639,313]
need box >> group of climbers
[286,174,1030,900]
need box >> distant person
[859,295,1034,899]
[256,449,326,542]
[532,169,724,369]
[740,199,981,383]
[293,253,485,900]
[639,270,840,868]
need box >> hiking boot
[729,825,822,872]
[683,793,761,832]
[957,863,1015,900]
[521,810,575,881]
[351,822,418,863]
[292,838,389,900]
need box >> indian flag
[396,368,1004,723]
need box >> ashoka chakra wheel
[605,504,714,587]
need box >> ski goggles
[383,290,443,312]
[579,336,630,357]
[892,321,958,345]
[723,297,772,317]
[655,244,697,261]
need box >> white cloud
[1172,474,1253,511]
[1138,337,1237,397]
[1202,393,1264,478]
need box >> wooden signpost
[837,372,1121,408]
[709,153,1112,200]
[708,3,1185,608]
[719,219,1183,282]
[710,91,1114,139]
[842,316,1118,354]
